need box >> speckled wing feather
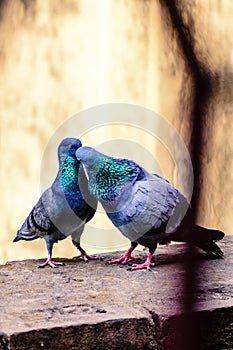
[28,196,52,236]
[14,191,54,242]
[107,173,181,242]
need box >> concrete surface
[0,237,232,349]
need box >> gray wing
[15,190,54,241]
[29,197,52,235]
[107,173,182,242]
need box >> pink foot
[38,258,65,268]
[131,261,155,271]
[107,246,138,265]
[131,253,155,271]
[108,255,137,265]
[73,253,103,263]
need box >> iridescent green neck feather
[88,158,143,202]
[57,155,80,194]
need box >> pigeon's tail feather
[13,235,21,242]
[192,225,224,258]
[13,227,40,242]
[194,239,224,258]
[194,225,224,241]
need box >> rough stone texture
[0,237,232,350]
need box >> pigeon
[13,138,98,268]
[75,146,224,271]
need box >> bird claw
[72,255,82,261]
[83,255,89,263]
[130,261,155,271]
[84,254,102,261]
[208,251,224,259]
[38,260,65,268]
[73,254,103,262]
[107,255,137,265]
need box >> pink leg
[72,241,103,262]
[108,246,138,265]
[38,255,65,268]
[131,253,155,271]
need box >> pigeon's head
[75,146,108,180]
[76,146,99,162]
[58,138,82,160]
[75,146,107,168]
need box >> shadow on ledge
[0,237,232,349]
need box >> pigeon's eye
[68,144,72,149]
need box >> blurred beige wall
[0,0,232,264]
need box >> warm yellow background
[0,1,232,264]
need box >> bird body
[13,138,97,267]
[106,172,184,242]
[76,147,224,270]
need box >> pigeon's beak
[82,164,89,181]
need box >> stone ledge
[0,237,232,350]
